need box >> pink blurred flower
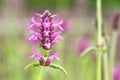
[113,65,120,80]
[75,37,90,55]
[29,10,64,50]
[61,18,72,33]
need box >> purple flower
[75,37,90,55]
[113,65,120,80]
[29,49,60,66]
[29,10,64,50]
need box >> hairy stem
[103,53,109,80]
[97,0,102,43]
[37,50,49,80]
[96,51,102,80]
[37,67,45,80]
[43,50,49,57]
[109,31,118,80]
[96,0,102,80]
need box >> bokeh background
[0,0,120,80]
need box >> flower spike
[26,10,67,78]
[29,10,64,50]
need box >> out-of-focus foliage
[0,0,120,80]
[25,0,56,10]
[88,0,120,9]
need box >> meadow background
[0,0,120,80]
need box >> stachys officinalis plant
[25,10,68,80]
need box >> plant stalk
[96,0,102,80]
[96,51,102,80]
[103,53,109,80]
[109,31,118,80]
[37,50,49,80]
[37,67,45,80]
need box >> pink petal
[28,32,42,42]
[31,16,36,23]
[52,22,64,34]
[28,34,38,42]
[29,49,43,60]
[43,10,51,16]
[51,34,63,46]
[55,57,60,61]
[51,14,59,19]
[31,16,41,24]
[43,22,50,29]
[58,35,63,41]
[48,52,60,61]
[58,19,63,25]
[35,13,42,17]
[58,25,64,34]
[44,43,51,49]
[29,23,41,33]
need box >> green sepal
[49,64,68,76]
[24,62,40,70]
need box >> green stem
[43,50,49,57]
[96,51,102,80]
[37,50,49,80]
[109,31,118,80]
[37,67,45,80]
[103,53,109,80]
[96,0,102,80]
[97,0,102,44]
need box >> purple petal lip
[51,14,59,19]
[29,49,43,60]
[44,10,51,16]
[45,52,60,66]
[47,52,60,61]
[35,13,42,17]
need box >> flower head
[29,10,64,50]
[29,49,60,66]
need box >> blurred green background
[0,0,120,80]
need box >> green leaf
[24,62,40,70]
[49,64,68,76]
